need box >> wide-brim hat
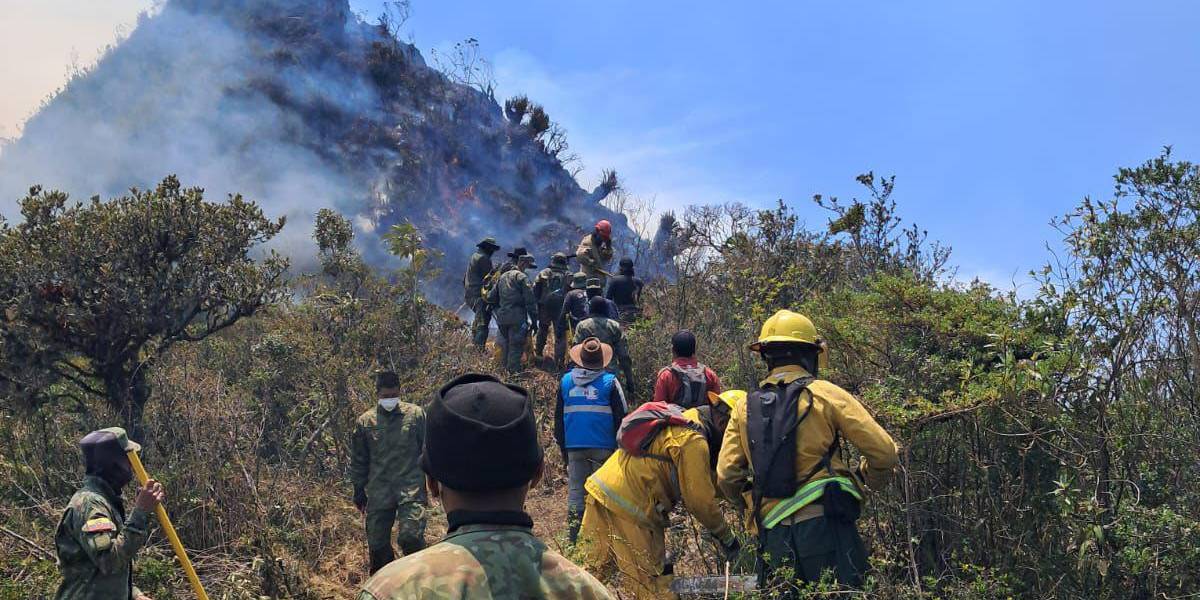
[507,246,529,259]
[569,337,613,370]
[477,237,500,250]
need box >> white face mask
[378,397,400,411]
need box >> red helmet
[595,219,612,240]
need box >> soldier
[54,427,165,600]
[585,278,620,320]
[350,371,428,574]
[574,296,635,397]
[533,252,572,369]
[604,257,644,326]
[717,310,899,590]
[464,237,500,350]
[576,220,615,288]
[560,272,591,332]
[488,253,538,374]
[358,373,614,600]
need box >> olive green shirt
[350,402,427,509]
[54,476,150,600]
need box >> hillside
[0,0,627,305]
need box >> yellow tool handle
[127,450,211,600]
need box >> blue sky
[350,0,1200,292]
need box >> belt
[774,503,824,525]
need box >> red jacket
[653,357,722,406]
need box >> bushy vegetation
[3,152,1199,599]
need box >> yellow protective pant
[579,496,676,600]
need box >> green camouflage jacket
[487,269,536,326]
[575,233,613,275]
[533,265,571,309]
[350,402,427,509]
[357,522,613,600]
[54,476,150,600]
[574,316,631,371]
[464,250,494,304]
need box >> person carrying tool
[717,310,898,591]
[579,394,741,599]
[574,296,634,397]
[464,237,500,350]
[605,257,644,326]
[652,330,722,409]
[488,252,538,374]
[560,272,591,332]
[533,252,572,369]
[350,371,428,574]
[358,373,613,600]
[554,337,629,546]
[54,427,164,600]
[576,219,615,288]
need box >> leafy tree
[0,176,288,440]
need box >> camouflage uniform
[464,247,496,347]
[350,402,428,570]
[575,233,614,288]
[358,523,613,600]
[54,476,150,600]
[488,266,537,373]
[574,316,634,394]
[533,260,571,368]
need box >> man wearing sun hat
[54,427,165,600]
[554,337,629,545]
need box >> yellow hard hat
[749,310,829,370]
[712,390,746,411]
[749,310,820,350]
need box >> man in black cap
[54,427,165,600]
[604,257,644,326]
[574,296,635,397]
[358,374,613,600]
[464,237,501,349]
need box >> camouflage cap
[571,272,587,289]
[551,252,568,265]
[80,427,139,477]
[476,237,500,250]
[89,427,141,453]
[586,277,603,290]
[519,253,537,268]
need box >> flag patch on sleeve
[82,517,116,534]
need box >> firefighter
[463,237,500,349]
[579,393,741,599]
[576,220,614,288]
[533,252,572,369]
[716,310,899,591]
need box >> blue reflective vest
[561,371,619,449]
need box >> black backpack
[667,363,708,409]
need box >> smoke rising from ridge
[0,0,630,305]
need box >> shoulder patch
[83,517,116,534]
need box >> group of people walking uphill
[52,218,896,600]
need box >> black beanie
[672,330,697,357]
[421,373,543,492]
[589,295,609,316]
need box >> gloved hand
[353,488,367,514]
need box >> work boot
[368,546,395,575]
[567,508,583,546]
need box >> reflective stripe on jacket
[584,409,731,541]
[561,370,623,450]
[716,365,899,530]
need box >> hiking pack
[666,363,708,409]
[616,401,702,456]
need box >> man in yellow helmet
[716,310,898,592]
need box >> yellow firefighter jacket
[716,365,899,529]
[584,408,732,542]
